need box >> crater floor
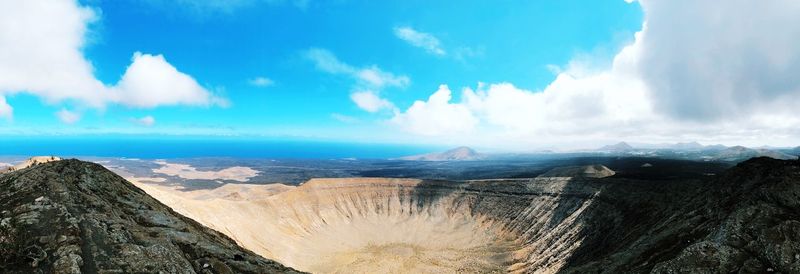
[134,177,594,273]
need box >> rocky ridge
[0,159,302,273]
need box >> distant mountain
[627,141,725,151]
[704,144,728,151]
[668,141,705,150]
[0,160,302,273]
[398,146,483,161]
[597,142,634,152]
[714,146,798,161]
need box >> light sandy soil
[152,160,260,182]
[1,156,61,173]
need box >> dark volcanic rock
[558,157,800,273]
[0,159,303,274]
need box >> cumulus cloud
[0,0,224,119]
[0,0,106,108]
[249,77,275,87]
[0,96,11,119]
[110,52,224,108]
[394,26,446,56]
[305,48,408,112]
[392,85,478,136]
[391,0,800,148]
[632,0,800,121]
[132,116,156,127]
[56,109,81,124]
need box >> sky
[0,0,799,151]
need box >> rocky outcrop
[0,159,302,273]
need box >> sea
[0,136,441,159]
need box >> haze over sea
[0,136,440,159]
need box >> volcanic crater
[135,158,800,273]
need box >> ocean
[0,137,441,159]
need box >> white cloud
[0,96,11,119]
[0,0,106,108]
[350,91,395,113]
[391,85,477,136]
[110,52,223,108]
[0,0,225,119]
[132,115,156,127]
[56,108,81,124]
[249,76,275,87]
[393,26,446,56]
[391,0,800,148]
[632,0,800,121]
[141,0,309,14]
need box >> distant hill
[714,146,798,161]
[605,141,727,151]
[398,146,483,161]
[596,142,634,152]
[538,164,616,178]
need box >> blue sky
[1,1,642,140]
[1,0,799,150]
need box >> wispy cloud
[331,113,359,123]
[140,0,310,15]
[305,48,408,113]
[131,115,156,127]
[248,76,275,87]
[350,91,395,113]
[56,109,80,124]
[304,48,409,89]
[393,26,446,56]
